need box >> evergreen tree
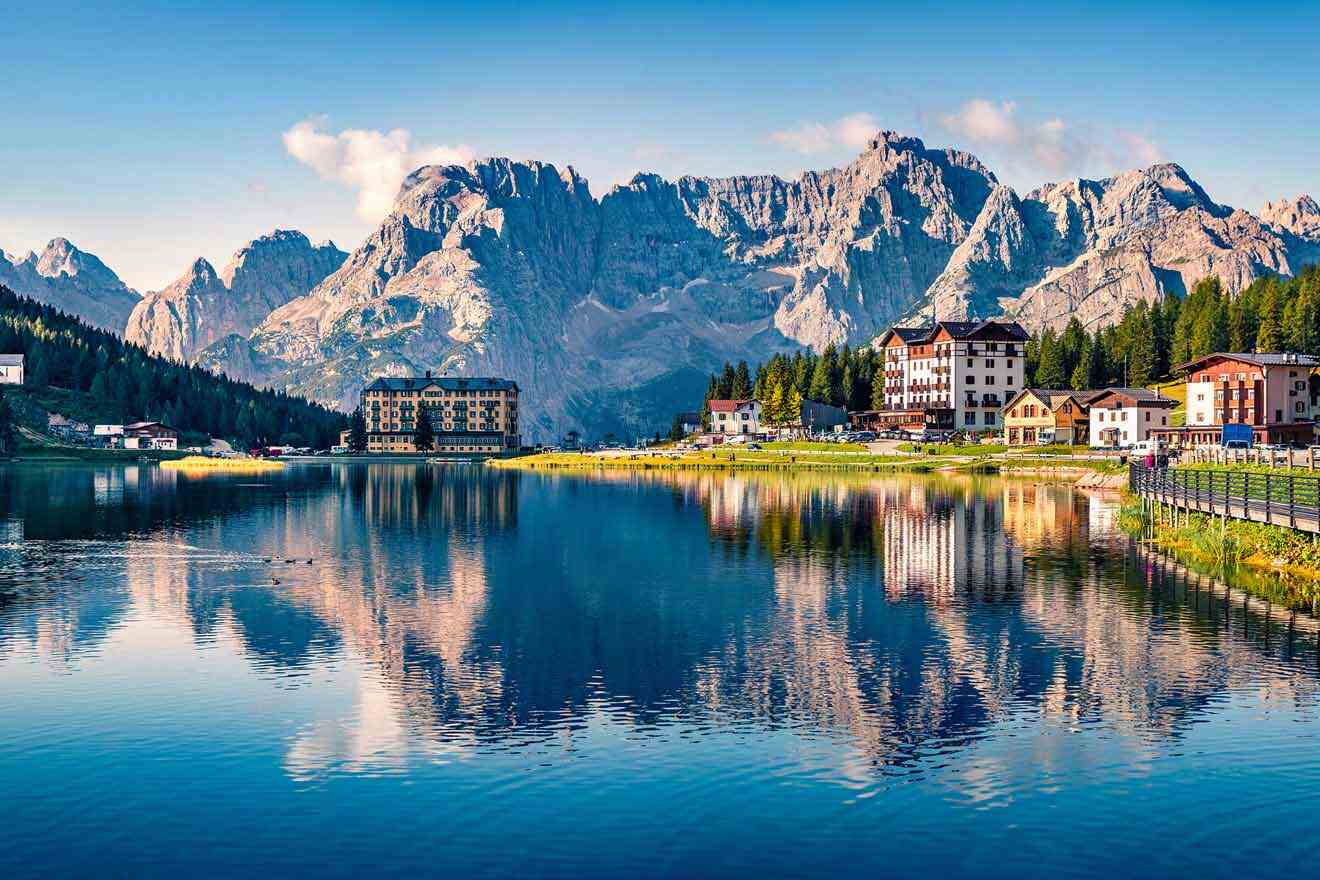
[1128,312,1157,387]
[717,362,736,399]
[841,363,856,413]
[785,384,803,427]
[1227,296,1257,353]
[870,368,886,411]
[731,360,753,399]
[1035,329,1067,388]
[701,375,719,430]
[1256,282,1284,352]
[1070,340,1095,391]
[1060,318,1087,382]
[1024,335,1041,386]
[765,383,787,427]
[0,391,14,455]
[349,407,368,452]
[668,415,686,441]
[808,344,836,403]
[413,409,435,451]
[1190,297,1229,359]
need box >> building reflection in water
[1,463,1317,779]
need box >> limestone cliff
[125,231,345,361]
[0,238,140,332]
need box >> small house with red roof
[708,399,762,436]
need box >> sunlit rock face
[0,237,140,332]
[185,136,1315,439]
[126,230,345,362]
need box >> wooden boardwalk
[1130,463,1320,534]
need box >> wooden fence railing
[1131,464,1320,533]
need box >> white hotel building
[874,321,1029,433]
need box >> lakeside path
[489,442,1128,484]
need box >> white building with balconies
[874,321,1029,433]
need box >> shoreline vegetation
[488,443,1128,481]
[1120,494,1320,609]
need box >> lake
[2,462,1318,878]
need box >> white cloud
[936,99,1163,178]
[769,112,879,154]
[283,117,476,222]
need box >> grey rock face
[231,134,1004,437]
[126,231,345,361]
[1262,195,1320,239]
[194,135,1320,438]
[0,238,140,332]
[927,164,1302,332]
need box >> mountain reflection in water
[1,463,1318,878]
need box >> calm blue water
[1,462,1318,878]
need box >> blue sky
[2,0,1317,290]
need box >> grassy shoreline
[1120,494,1320,609]
[488,448,1126,476]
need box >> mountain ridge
[12,131,1318,439]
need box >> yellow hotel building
[358,374,521,453]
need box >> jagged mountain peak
[186,257,219,280]
[34,236,123,284]
[0,236,138,332]
[865,130,928,154]
[1262,194,1320,239]
[26,127,1320,440]
[126,230,346,363]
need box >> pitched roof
[878,319,1030,347]
[1177,351,1320,372]
[364,375,519,392]
[1006,388,1088,410]
[708,399,756,412]
[1086,387,1177,408]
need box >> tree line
[1025,266,1320,390]
[692,345,882,433]
[0,285,347,449]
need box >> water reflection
[2,462,1318,782]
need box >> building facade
[708,399,762,435]
[123,421,178,450]
[0,354,23,385]
[1162,352,1319,446]
[876,320,1028,433]
[361,375,520,453]
[1002,389,1092,445]
[1087,389,1176,447]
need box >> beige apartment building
[359,374,520,453]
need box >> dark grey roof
[1087,387,1177,407]
[365,376,518,392]
[882,320,1030,346]
[1011,388,1084,407]
[893,327,931,343]
[1178,352,1320,371]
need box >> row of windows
[368,389,513,398]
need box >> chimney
[426,369,433,378]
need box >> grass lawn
[761,440,870,452]
[491,449,1124,475]
[895,442,1084,457]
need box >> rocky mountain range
[124,230,346,361]
[0,238,141,332]
[10,130,1320,439]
